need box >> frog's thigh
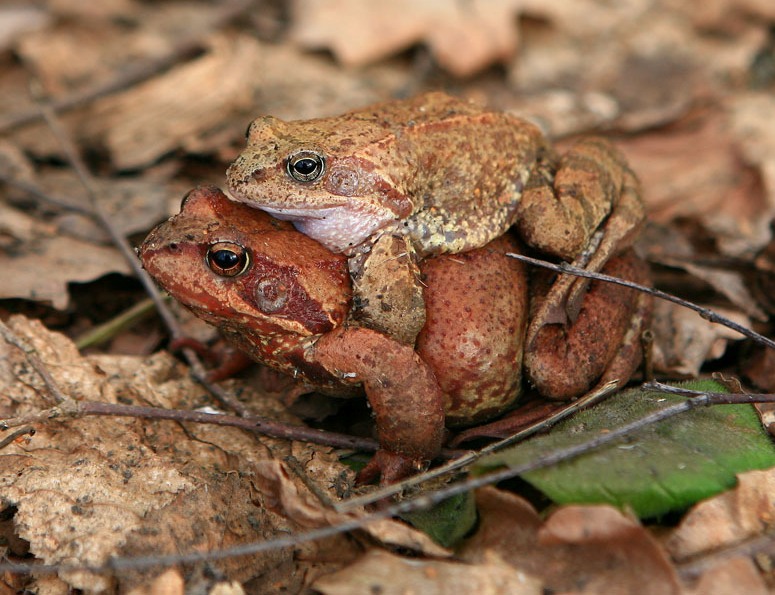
[349,234,425,344]
[416,235,529,425]
[525,250,650,400]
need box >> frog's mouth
[251,205,395,255]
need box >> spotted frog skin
[141,186,651,484]
[226,92,646,346]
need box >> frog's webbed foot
[170,336,254,382]
[355,450,426,486]
[517,138,645,325]
[349,234,426,345]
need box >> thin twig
[508,252,775,351]
[36,95,249,416]
[5,382,775,576]
[0,320,69,405]
[0,426,35,450]
[643,380,775,404]
[0,399,381,452]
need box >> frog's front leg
[348,234,426,345]
[516,138,645,323]
[311,326,445,485]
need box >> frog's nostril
[250,167,270,183]
[169,243,179,252]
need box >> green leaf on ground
[399,491,477,547]
[473,380,775,518]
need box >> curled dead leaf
[650,300,751,377]
[459,487,681,595]
[313,549,542,595]
[252,459,449,557]
[665,467,775,561]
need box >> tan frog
[226,92,645,345]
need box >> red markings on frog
[245,254,346,335]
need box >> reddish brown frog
[141,187,650,484]
[226,92,645,346]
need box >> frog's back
[331,93,550,255]
[391,95,547,256]
[228,92,547,256]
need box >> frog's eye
[206,242,250,277]
[286,150,326,183]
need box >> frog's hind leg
[516,139,645,325]
[524,250,652,401]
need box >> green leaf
[474,380,775,518]
[399,491,477,547]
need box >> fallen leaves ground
[1,0,775,593]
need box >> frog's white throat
[258,205,394,254]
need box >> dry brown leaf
[252,459,448,557]
[649,300,750,377]
[291,0,522,77]
[619,116,741,225]
[0,217,130,309]
[313,549,542,595]
[685,556,769,595]
[620,109,773,258]
[17,20,150,95]
[664,467,775,561]
[0,315,352,592]
[743,347,775,394]
[82,34,263,170]
[459,487,681,594]
[32,169,182,240]
[727,93,775,254]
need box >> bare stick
[0,399,381,452]
[0,426,35,450]
[642,380,775,404]
[508,252,775,351]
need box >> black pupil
[294,158,318,175]
[212,250,240,269]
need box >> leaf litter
[1,0,775,592]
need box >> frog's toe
[355,450,426,486]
